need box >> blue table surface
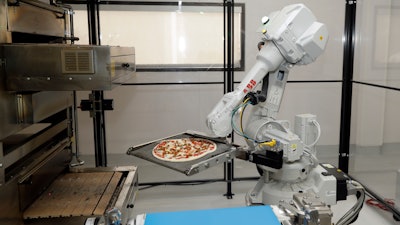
[144,205,281,225]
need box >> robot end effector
[206,4,328,137]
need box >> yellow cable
[240,98,251,134]
[260,139,277,148]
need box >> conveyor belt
[127,132,236,176]
[23,171,122,219]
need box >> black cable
[138,176,259,191]
[348,175,400,221]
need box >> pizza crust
[152,138,217,162]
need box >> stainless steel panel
[114,169,139,225]
[32,91,73,122]
[0,2,74,137]
[0,138,71,225]
[0,74,33,140]
[7,1,65,38]
[0,175,21,225]
[0,91,72,141]
[2,44,136,91]
[2,120,68,173]
[0,42,34,139]
[18,139,72,211]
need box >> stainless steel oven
[0,1,137,225]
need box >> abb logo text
[243,79,257,94]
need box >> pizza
[152,138,217,162]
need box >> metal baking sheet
[127,132,236,176]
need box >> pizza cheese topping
[152,138,217,162]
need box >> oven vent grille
[61,49,94,74]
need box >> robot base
[246,165,337,206]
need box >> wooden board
[23,171,122,219]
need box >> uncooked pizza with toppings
[152,138,217,162]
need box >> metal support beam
[339,0,357,173]
[223,0,235,199]
[87,0,108,167]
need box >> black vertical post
[223,0,234,199]
[87,0,107,167]
[87,0,100,46]
[339,0,357,173]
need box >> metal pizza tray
[126,132,237,176]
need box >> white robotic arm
[206,4,328,137]
[206,43,284,137]
[206,4,342,214]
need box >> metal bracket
[186,147,236,176]
[80,94,113,118]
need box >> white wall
[74,0,345,155]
